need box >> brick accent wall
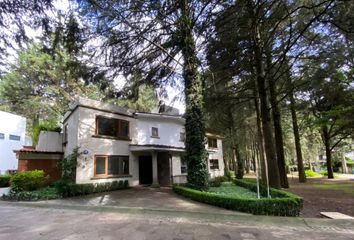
[18,159,61,182]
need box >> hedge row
[3,180,129,201]
[173,180,303,216]
[54,179,129,198]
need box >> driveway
[1,202,354,240]
[42,186,242,215]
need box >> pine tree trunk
[266,50,288,188]
[254,90,267,182]
[322,126,334,179]
[235,145,244,179]
[289,87,306,183]
[179,0,208,189]
[254,50,281,188]
[269,87,288,188]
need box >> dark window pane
[108,156,119,175]
[95,157,106,175]
[151,127,158,137]
[119,120,130,138]
[180,132,185,142]
[0,133,4,140]
[208,138,217,148]
[210,159,219,170]
[64,124,68,142]
[97,116,118,137]
[181,159,187,174]
[121,156,129,174]
[9,135,21,141]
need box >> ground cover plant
[208,182,257,198]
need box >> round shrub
[305,169,320,178]
[0,174,11,187]
[10,170,49,192]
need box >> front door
[139,156,152,185]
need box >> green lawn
[208,182,258,198]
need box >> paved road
[0,202,353,240]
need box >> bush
[32,120,61,146]
[305,169,320,178]
[59,147,81,181]
[0,174,11,187]
[173,180,303,216]
[224,170,232,181]
[209,176,229,187]
[10,170,49,192]
[54,179,129,198]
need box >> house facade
[0,111,28,174]
[63,98,224,186]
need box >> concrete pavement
[0,200,354,240]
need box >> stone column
[152,151,159,186]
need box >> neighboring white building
[0,111,27,174]
[63,98,224,186]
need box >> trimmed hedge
[173,179,303,216]
[54,179,129,198]
[2,180,129,201]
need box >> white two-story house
[63,98,224,186]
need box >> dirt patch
[286,177,354,218]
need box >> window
[96,116,130,139]
[0,133,4,140]
[63,124,68,143]
[9,135,20,141]
[209,159,219,170]
[181,157,187,174]
[208,137,217,148]
[151,127,159,137]
[94,155,129,176]
[179,132,185,142]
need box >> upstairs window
[208,137,217,149]
[179,132,185,142]
[0,133,4,140]
[209,159,219,170]
[96,116,130,139]
[63,124,68,143]
[9,135,20,141]
[151,127,159,137]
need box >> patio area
[42,186,244,215]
